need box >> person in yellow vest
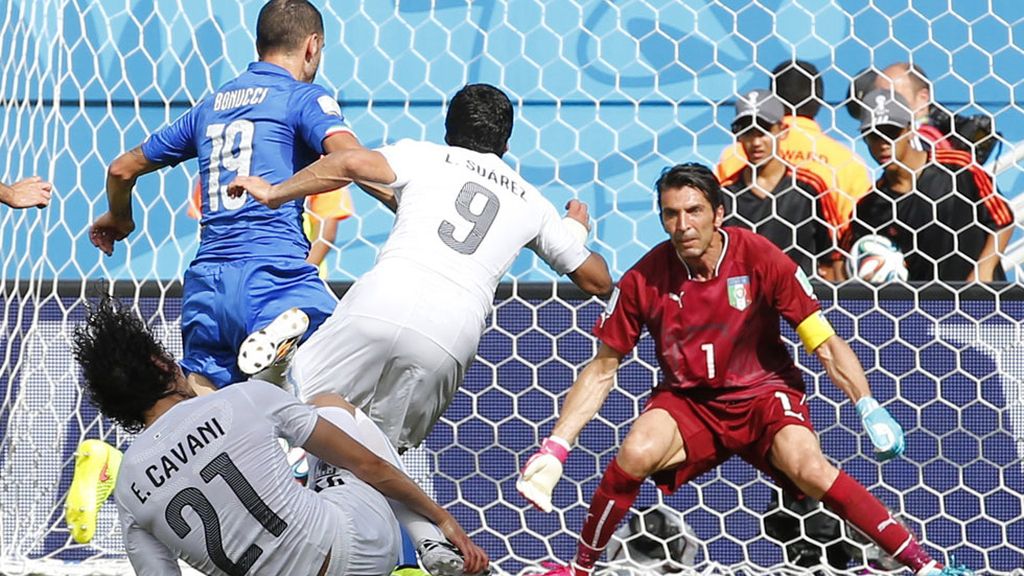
[716,60,871,280]
[190,179,352,278]
[304,186,354,278]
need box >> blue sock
[399,525,418,566]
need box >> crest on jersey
[317,94,342,117]
[727,276,751,311]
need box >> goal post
[2,1,1024,574]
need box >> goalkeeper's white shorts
[291,313,467,452]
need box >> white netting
[2,1,1024,575]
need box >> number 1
[701,343,716,379]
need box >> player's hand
[516,436,570,512]
[226,176,281,209]
[437,518,489,575]
[856,397,905,461]
[562,200,591,245]
[89,211,135,256]
[1,176,52,209]
[564,200,591,231]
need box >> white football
[847,234,908,284]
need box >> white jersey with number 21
[114,381,336,576]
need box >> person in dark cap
[845,89,1014,283]
[716,60,871,281]
[720,88,841,277]
[848,64,999,164]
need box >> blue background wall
[2,0,1023,282]
[2,295,1022,572]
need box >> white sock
[317,406,445,545]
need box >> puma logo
[668,290,684,308]
[876,513,898,532]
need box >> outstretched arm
[569,253,613,297]
[813,334,904,461]
[0,176,52,209]
[302,416,488,574]
[517,343,623,512]
[322,132,397,211]
[550,343,624,443]
[812,335,870,403]
[228,149,396,210]
[91,147,163,256]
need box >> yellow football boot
[65,439,122,544]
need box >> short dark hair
[255,0,324,58]
[771,59,824,118]
[444,84,514,157]
[655,163,722,212]
[72,296,180,433]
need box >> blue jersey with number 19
[141,61,351,264]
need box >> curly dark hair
[72,296,180,433]
[444,83,514,157]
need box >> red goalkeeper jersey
[594,227,820,400]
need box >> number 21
[165,452,286,576]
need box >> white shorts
[292,314,468,451]
[319,476,401,576]
[312,406,402,575]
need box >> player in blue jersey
[72,0,399,556]
[89,0,390,396]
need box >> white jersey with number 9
[342,138,589,364]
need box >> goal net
[2,1,1023,574]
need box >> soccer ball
[847,234,908,284]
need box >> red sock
[821,471,938,573]
[573,458,644,571]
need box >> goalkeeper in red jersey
[517,163,972,576]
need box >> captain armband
[796,311,835,353]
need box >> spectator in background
[0,176,52,209]
[304,187,353,278]
[189,180,353,278]
[717,60,871,279]
[874,63,951,148]
[847,90,1014,282]
[721,89,840,277]
[847,64,1000,165]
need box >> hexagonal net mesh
[1,0,1023,574]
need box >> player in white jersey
[229,83,613,452]
[70,296,488,576]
